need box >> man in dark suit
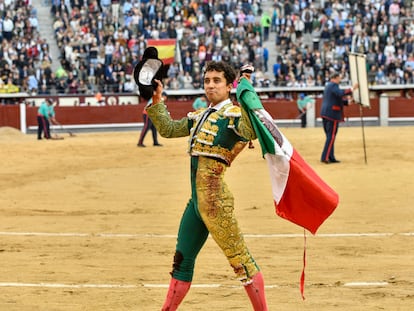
[320,72,359,163]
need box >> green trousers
[171,156,260,283]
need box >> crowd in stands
[0,0,50,94]
[271,0,414,91]
[1,0,414,98]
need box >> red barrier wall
[0,96,412,130]
[0,105,20,129]
[25,105,143,127]
[388,97,414,117]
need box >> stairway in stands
[260,0,276,75]
[260,0,317,77]
[32,0,61,73]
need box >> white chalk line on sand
[0,282,389,289]
[0,231,413,238]
[0,231,398,291]
[0,282,136,289]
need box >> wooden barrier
[0,91,413,131]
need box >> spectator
[27,71,38,95]
[2,14,14,42]
[261,11,271,42]
[38,84,50,95]
[181,71,193,89]
[192,72,203,89]
[56,79,67,94]
[78,79,89,94]
[168,76,180,90]
[167,62,179,79]
[68,79,79,94]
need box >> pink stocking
[161,278,191,311]
[244,272,268,311]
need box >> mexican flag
[237,78,339,235]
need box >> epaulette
[187,109,206,120]
[223,105,242,118]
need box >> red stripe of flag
[275,149,339,235]
[147,39,176,65]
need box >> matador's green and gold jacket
[146,99,256,166]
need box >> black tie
[190,108,215,151]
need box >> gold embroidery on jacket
[147,103,189,137]
[191,141,247,165]
[224,105,242,118]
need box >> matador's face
[203,70,232,105]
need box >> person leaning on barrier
[191,94,208,110]
[296,93,315,128]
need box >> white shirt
[211,98,232,111]
[3,18,13,32]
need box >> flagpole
[352,53,368,165]
[359,105,368,164]
[176,40,183,72]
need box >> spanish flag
[146,39,176,65]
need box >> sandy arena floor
[0,125,413,311]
